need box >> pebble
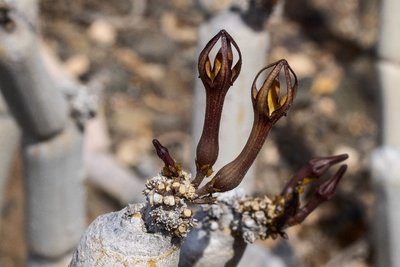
[209,221,219,231]
[153,193,163,205]
[163,195,176,206]
[286,53,316,78]
[64,54,90,77]
[88,19,116,46]
[243,217,256,228]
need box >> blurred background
[0,0,385,266]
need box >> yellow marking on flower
[267,79,285,115]
[296,177,315,193]
[205,57,222,82]
[267,79,280,115]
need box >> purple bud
[152,139,178,176]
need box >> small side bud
[152,139,179,177]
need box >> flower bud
[152,139,179,177]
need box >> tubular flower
[268,154,348,235]
[285,164,348,227]
[196,60,297,196]
[193,30,242,187]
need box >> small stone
[243,201,251,209]
[316,97,337,118]
[163,195,176,206]
[259,200,267,209]
[179,184,186,195]
[209,205,223,218]
[160,12,197,43]
[153,193,163,205]
[254,211,266,223]
[243,217,256,228]
[182,208,192,218]
[88,19,116,46]
[172,182,180,189]
[177,224,187,234]
[286,53,316,78]
[243,231,256,243]
[157,182,166,191]
[263,196,272,204]
[64,54,90,77]
[143,189,150,195]
[251,201,260,211]
[198,0,232,13]
[188,185,196,194]
[209,221,219,231]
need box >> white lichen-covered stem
[69,203,181,267]
[0,114,20,219]
[23,122,85,260]
[0,0,68,138]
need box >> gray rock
[23,123,85,259]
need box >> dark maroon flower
[193,30,242,187]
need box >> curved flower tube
[196,59,298,196]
